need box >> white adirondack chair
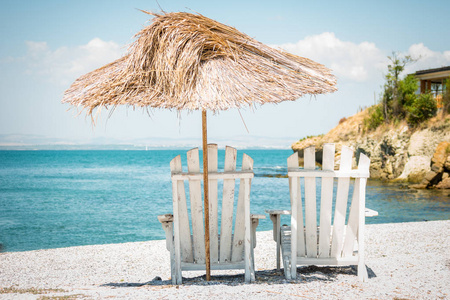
[266,144,378,282]
[158,144,265,284]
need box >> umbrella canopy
[63,11,336,115]
[62,11,337,282]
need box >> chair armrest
[158,214,174,223]
[158,214,174,251]
[365,208,378,217]
[249,214,265,248]
[264,209,290,270]
[265,209,291,216]
[251,214,266,219]
[265,210,291,242]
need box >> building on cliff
[414,66,450,110]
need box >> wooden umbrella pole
[202,110,211,281]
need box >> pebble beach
[1,220,449,299]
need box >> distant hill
[0,134,296,150]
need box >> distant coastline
[0,144,194,151]
[0,134,296,151]
[0,144,292,151]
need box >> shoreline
[1,220,449,299]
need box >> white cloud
[24,38,123,86]
[403,43,450,74]
[274,32,387,82]
[274,33,450,86]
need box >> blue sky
[1,0,449,148]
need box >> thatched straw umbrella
[62,11,337,281]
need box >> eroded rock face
[431,142,450,171]
[397,156,431,183]
[436,177,450,189]
[445,156,450,170]
[415,141,450,189]
[408,128,445,157]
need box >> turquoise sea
[0,150,449,252]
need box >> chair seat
[280,226,359,260]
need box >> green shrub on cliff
[407,93,437,126]
[298,134,323,142]
[364,104,384,131]
[444,76,450,115]
[399,75,419,108]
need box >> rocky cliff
[291,108,450,188]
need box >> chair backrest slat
[318,143,335,258]
[287,153,305,257]
[207,144,219,263]
[220,146,237,263]
[231,153,253,262]
[304,147,317,258]
[330,146,353,257]
[342,153,370,256]
[341,176,360,257]
[170,155,194,263]
[187,148,205,263]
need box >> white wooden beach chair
[158,144,265,284]
[266,144,378,282]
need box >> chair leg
[245,244,256,282]
[243,179,255,283]
[283,255,291,280]
[170,243,180,284]
[357,223,367,282]
[174,262,182,285]
[358,264,368,282]
[251,240,256,280]
[169,236,182,285]
[170,261,176,285]
[170,249,176,284]
[269,214,282,271]
[275,218,281,271]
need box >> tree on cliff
[382,52,415,122]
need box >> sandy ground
[0,220,449,299]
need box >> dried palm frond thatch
[63,11,337,115]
